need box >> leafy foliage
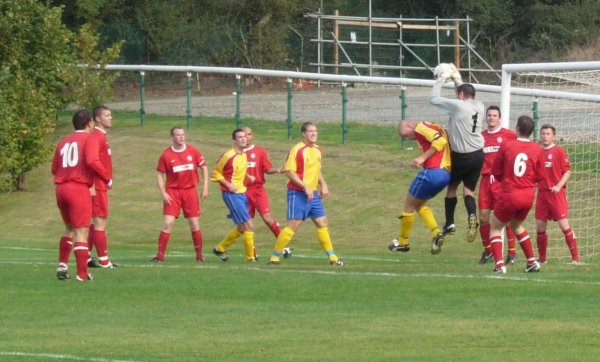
[0,0,71,191]
[0,0,123,191]
[68,23,123,109]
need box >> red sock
[563,228,579,261]
[58,236,73,265]
[489,235,504,265]
[192,230,203,259]
[73,241,89,279]
[506,227,516,256]
[88,224,95,253]
[269,221,281,237]
[517,231,535,262]
[536,231,548,262]
[479,223,490,250]
[156,231,170,260]
[93,230,109,265]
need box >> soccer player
[267,122,344,266]
[242,127,287,259]
[150,126,209,262]
[429,69,485,243]
[388,120,450,255]
[488,115,546,274]
[86,106,118,269]
[478,106,517,265]
[211,128,256,262]
[535,124,580,264]
[52,109,109,282]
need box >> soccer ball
[283,247,292,259]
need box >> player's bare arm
[286,170,313,200]
[156,171,171,204]
[318,174,329,199]
[199,165,209,199]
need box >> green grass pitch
[1,112,599,361]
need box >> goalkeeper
[429,63,485,243]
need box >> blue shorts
[408,168,451,200]
[286,189,325,220]
[222,192,251,225]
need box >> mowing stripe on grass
[0,351,139,362]
[1,254,598,287]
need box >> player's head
[540,123,556,135]
[170,126,185,147]
[516,115,534,138]
[398,120,417,140]
[539,123,556,146]
[72,109,93,131]
[92,105,112,130]
[232,128,247,150]
[242,127,254,145]
[301,122,318,145]
[456,84,476,99]
[486,106,501,129]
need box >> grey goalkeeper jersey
[429,80,485,153]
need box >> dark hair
[540,123,556,135]
[516,115,534,137]
[486,105,501,117]
[232,128,245,139]
[301,121,316,133]
[72,109,92,130]
[92,105,110,121]
[457,83,476,98]
[170,126,183,136]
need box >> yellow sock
[243,231,255,260]
[216,227,242,251]
[399,212,414,245]
[317,227,337,261]
[271,227,294,261]
[417,206,440,237]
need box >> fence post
[532,98,539,141]
[400,86,407,148]
[235,74,241,129]
[139,71,146,126]
[341,82,348,144]
[287,78,293,140]
[186,72,192,129]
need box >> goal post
[500,61,600,262]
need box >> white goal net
[501,61,600,263]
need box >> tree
[68,23,124,109]
[0,0,72,191]
[0,0,123,191]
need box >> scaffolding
[305,10,499,84]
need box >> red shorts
[163,188,200,218]
[535,189,569,221]
[92,188,109,218]
[246,186,271,218]
[493,188,535,224]
[478,175,502,210]
[55,182,92,228]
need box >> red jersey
[157,144,206,189]
[491,138,545,190]
[244,144,273,188]
[537,144,571,191]
[481,127,516,175]
[87,127,113,190]
[51,130,94,187]
[414,122,451,171]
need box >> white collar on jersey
[170,144,187,153]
